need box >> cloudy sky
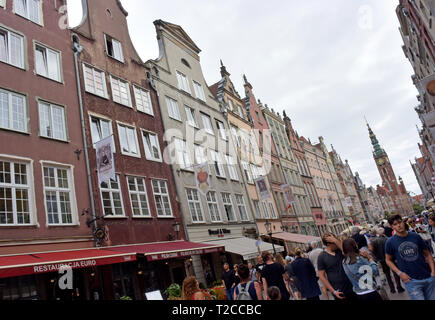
[68,0,422,195]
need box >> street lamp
[173,221,180,240]
[264,221,276,255]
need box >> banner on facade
[281,184,295,206]
[428,144,435,162]
[194,162,211,196]
[255,176,271,201]
[96,136,116,185]
[345,197,353,208]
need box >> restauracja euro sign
[33,260,97,273]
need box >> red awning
[272,232,321,244]
[104,241,225,262]
[0,248,136,279]
[0,241,224,279]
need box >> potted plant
[165,283,182,300]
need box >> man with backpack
[233,264,263,301]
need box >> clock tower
[367,122,412,215]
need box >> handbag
[343,259,381,292]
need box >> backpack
[236,281,253,300]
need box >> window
[127,176,150,217]
[210,150,225,178]
[215,120,226,140]
[0,160,31,225]
[206,191,221,222]
[43,166,74,225]
[262,201,270,218]
[14,0,41,24]
[38,101,66,141]
[231,126,241,147]
[201,113,214,135]
[0,0,4,7]
[241,161,253,184]
[83,64,108,98]
[152,180,172,217]
[117,123,139,157]
[90,116,114,149]
[194,145,207,165]
[255,111,262,124]
[133,86,153,115]
[176,71,190,94]
[225,155,239,181]
[142,131,162,162]
[193,81,206,101]
[185,106,198,128]
[0,89,27,133]
[105,35,124,62]
[186,188,203,223]
[222,193,235,222]
[100,175,124,217]
[175,138,192,170]
[0,27,24,68]
[227,98,233,111]
[269,202,277,219]
[237,105,244,118]
[236,195,249,221]
[110,76,131,107]
[35,44,61,82]
[165,96,181,121]
[253,200,262,219]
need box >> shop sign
[146,247,224,262]
[33,260,97,274]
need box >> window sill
[216,176,227,181]
[106,54,125,64]
[0,224,37,228]
[180,168,195,174]
[157,215,175,219]
[0,59,26,71]
[47,224,79,227]
[137,110,155,117]
[0,126,30,136]
[85,90,109,101]
[104,216,128,219]
[145,157,163,163]
[14,13,43,27]
[35,73,63,85]
[39,135,69,144]
[120,152,141,159]
[132,216,153,219]
[113,100,133,109]
[169,117,183,123]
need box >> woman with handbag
[342,239,383,301]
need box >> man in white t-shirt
[308,241,329,300]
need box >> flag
[195,162,211,196]
[281,184,295,207]
[255,176,271,201]
[96,136,115,185]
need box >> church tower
[367,122,412,215]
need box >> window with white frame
[185,106,198,128]
[38,101,67,141]
[35,44,61,82]
[0,89,27,133]
[0,27,24,68]
[225,155,239,181]
[152,179,172,217]
[227,98,233,111]
[104,34,124,62]
[117,123,139,157]
[193,80,205,101]
[206,191,221,222]
[253,200,262,219]
[133,86,153,115]
[250,164,259,180]
[176,71,191,94]
[110,76,131,107]
[142,131,162,162]
[174,138,192,170]
[127,176,150,217]
[186,188,203,223]
[231,126,241,147]
[165,96,181,121]
[210,150,225,178]
[0,0,4,7]
[237,105,244,118]
[269,202,277,219]
[43,166,74,225]
[100,175,124,217]
[90,116,114,149]
[222,193,236,222]
[215,120,227,140]
[14,0,41,24]
[83,64,108,98]
[236,195,249,221]
[0,159,31,225]
[262,201,270,218]
[241,161,253,184]
[201,113,214,135]
[194,145,207,165]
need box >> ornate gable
[154,20,201,54]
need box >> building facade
[210,63,281,237]
[146,20,258,284]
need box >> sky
[67,0,423,195]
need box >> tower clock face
[378,159,385,166]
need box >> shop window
[0,275,39,300]
[112,264,135,300]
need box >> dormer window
[104,34,124,62]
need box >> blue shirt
[342,256,379,294]
[385,232,431,280]
[234,282,258,300]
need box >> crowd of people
[180,212,435,301]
